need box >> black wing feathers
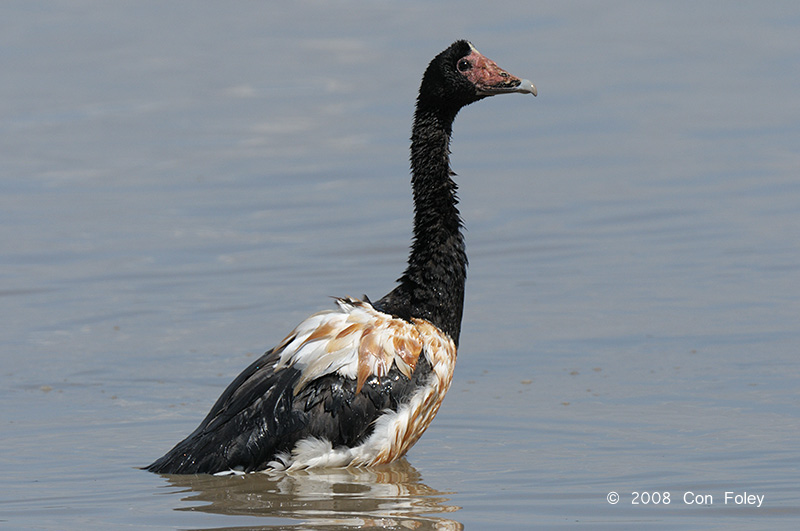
[146,350,433,474]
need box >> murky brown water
[3,2,799,529]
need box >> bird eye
[457,59,472,72]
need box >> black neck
[375,105,467,346]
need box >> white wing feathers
[272,297,427,394]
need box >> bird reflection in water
[158,459,462,530]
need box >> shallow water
[2,1,799,529]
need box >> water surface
[2,1,799,529]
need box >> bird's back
[146,298,456,474]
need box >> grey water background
[2,1,799,529]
